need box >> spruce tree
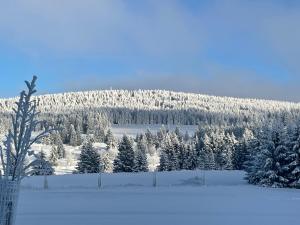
[76,123,82,146]
[69,124,78,146]
[182,144,198,170]
[286,128,300,187]
[56,135,66,159]
[224,133,236,170]
[174,126,183,142]
[214,130,227,170]
[233,139,247,170]
[94,126,106,143]
[195,133,204,169]
[134,147,148,172]
[233,129,254,170]
[51,132,65,159]
[105,129,115,148]
[49,145,59,166]
[202,134,215,170]
[246,125,294,187]
[159,134,178,171]
[76,139,100,173]
[31,151,54,176]
[170,133,180,170]
[158,150,169,171]
[113,135,135,172]
[99,151,113,172]
[133,136,149,172]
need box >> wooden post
[153,169,157,187]
[44,175,48,190]
[98,172,102,189]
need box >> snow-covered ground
[17,170,300,225]
[111,124,198,139]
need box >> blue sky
[0,0,300,101]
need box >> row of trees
[76,135,148,174]
[31,122,300,189]
[245,123,300,188]
[75,126,249,174]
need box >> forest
[0,89,296,188]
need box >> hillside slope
[0,89,299,114]
[0,90,299,130]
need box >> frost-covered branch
[0,76,53,181]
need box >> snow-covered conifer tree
[76,139,100,173]
[113,135,135,172]
[246,124,295,187]
[202,134,215,170]
[284,126,300,187]
[31,151,54,176]
[133,137,148,172]
[69,124,78,147]
[233,128,254,170]
[182,144,198,170]
[51,132,65,159]
[105,129,115,148]
[76,123,82,146]
[94,126,106,143]
[158,133,178,171]
[49,145,59,166]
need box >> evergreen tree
[134,138,149,172]
[169,133,180,170]
[159,150,169,171]
[113,135,135,172]
[59,124,69,144]
[286,128,300,187]
[202,133,215,170]
[57,135,66,159]
[182,144,198,170]
[99,151,113,172]
[174,126,183,142]
[145,129,154,146]
[224,133,236,170]
[233,139,247,170]
[76,139,100,173]
[69,124,78,146]
[233,128,254,170]
[213,130,227,170]
[158,134,178,171]
[105,129,115,148]
[195,133,204,169]
[49,145,59,166]
[94,126,106,143]
[246,125,294,187]
[76,123,82,146]
[31,151,54,176]
[51,132,66,159]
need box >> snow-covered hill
[0,89,299,131]
[0,89,299,114]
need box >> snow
[17,170,300,225]
[111,124,198,139]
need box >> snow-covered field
[111,124,198,139]
[17,170,300,225]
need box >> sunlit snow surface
[17,171,300,225]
